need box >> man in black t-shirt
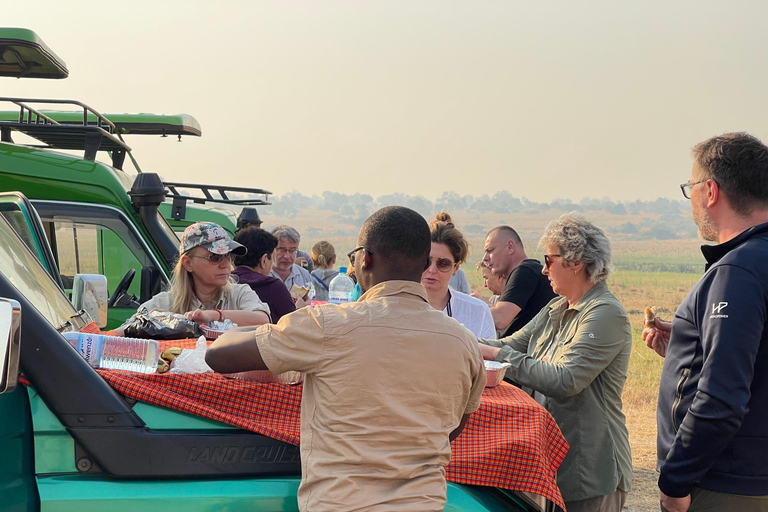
[481,226,556,338]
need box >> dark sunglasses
[543,254,562,269]
[188,252,233,264]
[347,246,372,265]
[429,256,455,273]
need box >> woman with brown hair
[422,212,496,339]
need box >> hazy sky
[5,1,768,202]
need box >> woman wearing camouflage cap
[140,222,271,326]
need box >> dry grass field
[268,208,706,511]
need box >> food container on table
[484,361,511,387]
[224,370,304,385]
[203,326,226,340]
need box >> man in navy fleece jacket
[643,132,768,512]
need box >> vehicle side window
[52,222,100,288]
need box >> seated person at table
[309,240,338,302]
[269,225,315,301]
[423,212,496,339]
[140,222,270,326]
[206,206,486,512]
[232,227,298,323]
[477,213,632,512]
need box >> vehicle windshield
[0,214,83,331]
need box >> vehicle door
[31,200,169,328]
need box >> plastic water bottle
[63,332,159,374]
[328,266,355,305]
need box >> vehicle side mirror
[0,298,21,394]
[72,274,108,328]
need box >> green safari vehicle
[0,29,544,512]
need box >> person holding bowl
[140,222,270,326]
[477,213,632,512]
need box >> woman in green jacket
[478,213,632,512]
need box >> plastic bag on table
[121,307,204,340]
[169,336,212,374]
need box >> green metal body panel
[158,202,238,236]
[0,111,202,136]
[0,143,137,210]
[0,386,38,512]
[0,28,68,79]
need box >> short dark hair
[430,212,469,264]
[359,206,430,263]
[488,225,524,251]
[233,228,278,267]
[693,132,768,215]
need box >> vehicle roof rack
[0,28,69,79]
[164,182,272,221]
[0,97,131,169]
[0,110,202,137]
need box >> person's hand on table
[477,343,501,361]
[185,308,218,324]
[642,317,672,358]
[660,491,691,512]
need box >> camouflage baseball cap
[180,222,247,256]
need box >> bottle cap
[338,266,347,274]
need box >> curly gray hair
[539,213,612,283]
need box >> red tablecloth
[94,338,567,508]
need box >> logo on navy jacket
[710,301,729,319]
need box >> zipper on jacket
[671,368,690,433]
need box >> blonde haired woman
[310,241,339,302]
[140,222,270,326]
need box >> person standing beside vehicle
[478,213,632,511]
[482,225,556,337]
[231,227,298,323]
[140,222,270,326]
[643,132,768,512]
[269,225,315,301]
[206,206,486,512]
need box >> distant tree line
[267,190,698,240]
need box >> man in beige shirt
[207,206,486,512]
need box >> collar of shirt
[358,280,430,304]
[701,221,768,269]
[271,264,303,283]
[548,280,609,315]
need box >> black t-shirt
[498,259,557,339]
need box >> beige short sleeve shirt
[254,280,486,512]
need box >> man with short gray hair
[269,225,315,302]
[644,132,768,512]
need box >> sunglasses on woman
[544,254,562,269]
[188,252,233,264]
[430,256,455,273]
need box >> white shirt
[444,290,497,339]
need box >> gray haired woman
[477,213,632,512]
